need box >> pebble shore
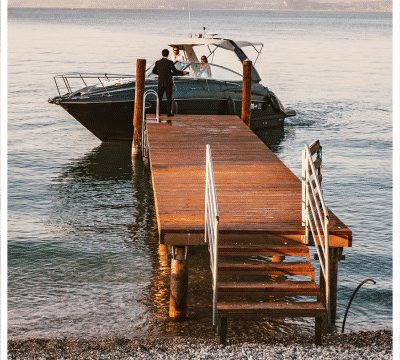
[9,330,392,359]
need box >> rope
[341,278,376,333]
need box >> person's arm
[170,61,184,76]
[152,62,158,75]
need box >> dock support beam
[241,59,252,127]
[328,247,342,326]
[158,243,169,269]
[169,246,188,320]
[320,247,343,328]
[132,58,146,156]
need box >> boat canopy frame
[205,42,263,67]
[169,37,263,83]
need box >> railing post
[205,144,220,328]
[302,147,308,244]
[205,145,210,244]
[303,142,333,328]
[213,215,219,327]
[132,58,146,157]
[325,226,331,325]
[241,59,252,127]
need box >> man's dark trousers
[157,85,173,115]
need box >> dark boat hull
[61,98,286,142]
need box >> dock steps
[218,262,315,278]
[215,241,326,345]
[217,281,320,296]
[217,301,326,316]
[219,245,310,257]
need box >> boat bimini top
[168,37,263,83]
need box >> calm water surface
[8,9,392,340]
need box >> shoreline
[8,7,392,13]
[9,330,392,359]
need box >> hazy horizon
[8,0,392,12]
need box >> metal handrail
[205,144,219,327]
[141,89,160,159]
[162,61,243,80]
[143,89,160,123]
[302,142,330,323]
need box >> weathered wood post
[158,243,169,269]
[241,59,252,127]
[169,246,188,320]
[328,247,342,326]
[319,247,342,329]
[132,58,146,156]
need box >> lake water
[8,8,392,340]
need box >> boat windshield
[145,62,242,81]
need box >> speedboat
[48,35,296,141]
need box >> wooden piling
[158,243,169,270]
[241,59,252,127]
[328,248,342,325]
[169,246,188,320]
[132,58,146,155]
[218,317,228,345]
[315,316,323,345]
[319,261,327,331]
[319,247,342,328]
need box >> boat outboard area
[48,34,296,142]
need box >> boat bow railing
[302,140,331,323]
[205,144,220,327]
[52,73,134,97]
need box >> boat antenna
[188,0,192,37]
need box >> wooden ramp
[146,114,351,247]
[146,114,352,345]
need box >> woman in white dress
[199,55,212,78]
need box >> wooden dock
[147,114,351,247]
[145,114,352,344]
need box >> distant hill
[8,0,392,12]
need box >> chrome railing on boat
[141,89,160,160]
[53,73,135,97]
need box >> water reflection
[254,126,286,151]
[9,143,159,339]
[58,142,134,182]
[253,125,298,156]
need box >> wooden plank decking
[146,114,352,247]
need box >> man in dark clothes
[152,48,188,117]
